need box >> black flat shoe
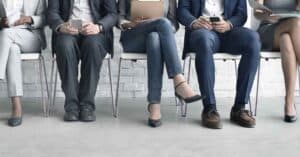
[175,81,205,103]
[80,109,96,122]
[8,116,22,127]
[284,104,297,123]
[147,104,162,128]
[64,111,79,122]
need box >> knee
[192,29,216,51]
[146,32,160,49]
[55,35,76,50]
[289,18,300,30]
[242,30,261,50]
[0,28,14,40]
[154,18,173,31]
[280,33,294,52]
[81,36,104,59]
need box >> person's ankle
[11,110,22,117]
[232,104,246,112]
[149,104,161,120]
[203,104,217,113]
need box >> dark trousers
[120,18,183,104]
[189,27,261,110]
[55,34,107,112]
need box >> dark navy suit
[177,0,261,110]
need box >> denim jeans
[189,27,261,110]
[120,18,183,104]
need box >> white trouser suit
[0,0,46,97]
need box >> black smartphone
[209,17,221,22]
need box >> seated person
[118,0,203,127]
[0,0,46,127]
[255,0,300,123]
[177,0,261,129]
[47,0,118,122]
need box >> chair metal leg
[187,57,192,84]
[40,56,50,116]
[49,58,56,115]
[39,56,47,117]
[298,67,300,96]
[255,60,261,116]
[107,58,116,117]
[50,63,58,115]
[115,58,122,117]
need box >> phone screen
[210,17,221,22]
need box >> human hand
[80,22,101,35]
[59,22,79,35]
[0,17,8,28]
[212,19,231,33]
[14,15,33,26]
[192,16,213,30]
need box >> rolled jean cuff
[147,89,162,104]
[167,69,183,79]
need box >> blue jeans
[189,27,261,110]
[120,18,183,104]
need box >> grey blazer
[118,0,179,31]
[0,0,47,49]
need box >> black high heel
[175,81,205,103]
[147,104,162,128]
[284,104,297,123]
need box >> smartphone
[70,19,82,30]
[209,17,221,22]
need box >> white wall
[0,2,295,98]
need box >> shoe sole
[202,121,223,129]
[230,118,255,128]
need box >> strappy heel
[175,81,205,103]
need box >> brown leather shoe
[230,108,256,128]
[201,109,223,129]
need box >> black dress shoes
[64,111,79,122]
[80,109,96,122]
[8,116,22,127]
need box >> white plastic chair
[49,54,115,117]
[21,52,50,117]
[115,52,184,117]
[115,52,147,118]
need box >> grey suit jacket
[47,0,118,56]
[0,0,47,49]
[118,0,179,31]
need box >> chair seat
[121,52,147,60]
[260,51,281,59]
[186,53,241,60]
[21,53,41,60]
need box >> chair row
[19,48,300,118]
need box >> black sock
[232,104,245,111]
[203,104,217,112]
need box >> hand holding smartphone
[70,19,83,30]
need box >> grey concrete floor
[0,97,300,157]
